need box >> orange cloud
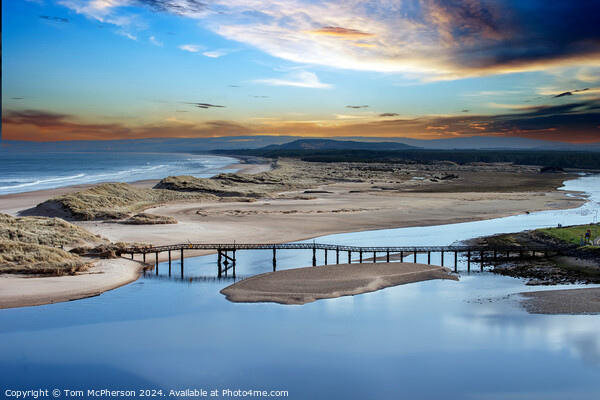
[308,26,375,39]
[4,99,599,143]
[1,110,253,142]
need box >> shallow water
[1,175,599,399]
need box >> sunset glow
[2,0,599,143]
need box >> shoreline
[221,262,459,305]
[0,258,145,309]
[0,155,268,216]
[519,287,600,314]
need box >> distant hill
[2,135,599,153]
[395,136,600,151]
[263,139,419,151]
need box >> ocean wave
[0,154,238,195]
[0,174,87,190]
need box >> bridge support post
[155,252,159,275]
[131,253,134,260]
[467,251,471,272]
[386,251,390,263]
[143,252,146,263]
[480,250,484,271]
[427,251,431,265]
[348,251,351,264]
[359,251,363,263]
[414,251,417,263]
[373,251,376,263]
[273,248,277,271]
[400,251,404,262]
[325,249,328,265]
[180,248,184,277]
[168,251,172,276]
[226,251,230,277]
[441,251,444,267]
[217,250,222,278]
[454,251,458,272]
[336,248,340,264]
[232,249,236,277]
[313,247,317,266]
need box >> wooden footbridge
[122,242,562,278]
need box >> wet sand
[0,258,145,309]
[221,262,459,305]
[520,287,600,314]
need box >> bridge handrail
[123,242,562,254]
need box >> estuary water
[0,175,599,400]
[0,151,238,195]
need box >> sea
[0,151,238,195]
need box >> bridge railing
[123,242,560,254]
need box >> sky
[2,0,600,143]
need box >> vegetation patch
[0,213,106,275]
[123,213,177,225]
[0,213,104,247]
[27,183,216,220]
[0,240,90,275]
[537,224,600,246]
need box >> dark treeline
[212,149,600,169]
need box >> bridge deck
[125,242,560,254]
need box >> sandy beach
[0,258,144,309]
[221,262,458,305]
[0,158,588,309]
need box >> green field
[537,223,600,246]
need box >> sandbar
[0,258,145,309]
[221,262,459,305]
[520,287,600,314]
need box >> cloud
[40,15,70,23]
[149,35,163,46]
[117,30,138,41]
[308,26,374,38]
[379,113,399,117]
[202,49,229,58]
[75,0,597,80]
[5,99,599,142]
[2,109,132,141]
[553,88,590,98]
[347,105,369,109]
[178,44,204,52]
[57,0,600,80]
[136,0,209,17]
[252,71,332,89]
[182,102,226,109]
[2,109,250,141]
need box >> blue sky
[2,0,600,142]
